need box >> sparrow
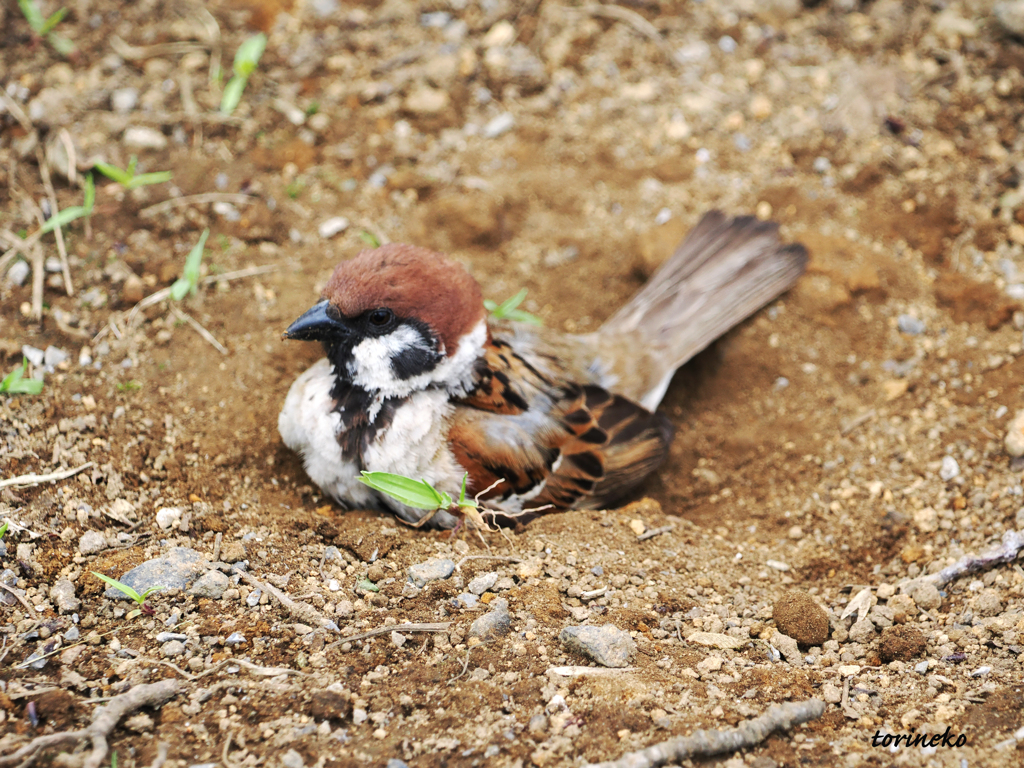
[278,211,807,528]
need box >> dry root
[583,698,826,768]
[0,679,181,768]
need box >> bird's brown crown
[322,244,485,356]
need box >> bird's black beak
[284,300,351,341]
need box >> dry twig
[900,529,1024,593]
[580,4,678,69]
[329,622,451,648]
[35,145,74,296]
[0,462,95,490]
[0,679,181,768]
[583,699,826,768]
[171,305,228,355]
[139,192,255,219]
[637,524,674,541]
[237,571,338,632]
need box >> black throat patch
[329,377,403,460]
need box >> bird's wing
[449,340,671,519]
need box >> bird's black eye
[368,308,393,327]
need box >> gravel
[406,558,455,587]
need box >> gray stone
[996,1,1024,37]
[407,558,455,588]
[79,530,106,555]
[897,315,925,335]
[111,88,138,112]
[104,547,203,599]
[123,126,168,150]
[559,623,636,668]
[770,631,802,664]
[848,619,876,644]
[905,581,942,611]
[468,572,498,595]
[453,593,479,609]
[155,632,188,643]
[0,569,17,606]
[189,569,229,599]
[51,579,80,613]
[161,640,186,657]
[469,599,511,641]
[483,112,515,138]
[5,260,30,286]
[318,217,350,239]
[225,632,246,645]
[64,626,80,642]
[939,456,960,481]
[246,587,262,607]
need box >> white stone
[1005,410,1024,457]
[155,506,183,529]
[123,126,168,150]
[318,217,350,239]
[483,112,515,138]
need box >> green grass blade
[358,471,444,510]
[0,521,9,539]
[18,0,45,32]
[92,572,144,604]
[94,162,132,185]
[39,7,66,34]
[1,360,44,395]
[220,76,246,115]
[233,33,267,78]
[47,32,75,57]
[179,228,210,295]
[124,171,173,190]
[40,205,85,233]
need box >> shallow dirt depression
[2,1,1024,767]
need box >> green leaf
[40,205,86,233]
[39,6,66,35]
[357,471,445,510]
[358,231,381,248]
[94,162,132,185]
[18,0,45,32]
[0,360,44,395]
[92,572,144,604]
[220,75,246,115]
[47,32,75,57]
[124,171,173,190]
[0,521,9,539]
[125,608,141,620]
[169,277,191,301]
[485,288,543,325]
[83,172,95,211]
[171,228,210,300]
[458,473,474,507]
[233,33,267,78]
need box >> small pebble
[318,217,350,239]
[468,572,498,595]
[407,558,455,588]
[1005,410,1024,457]
[161,640,186,657]
[939,455,960,481]
[189,570,229,599]
[483,112,515,138]
[155,632,188,643]
[559,623,635,668]
[79,531,106,555]
[897,314,925,335]
[469,598,510,640]
[6,260,30,286]
[155,507,183,530]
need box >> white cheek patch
[349,326,429,391]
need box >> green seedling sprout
[116,380,141,392]
[484,288,542,325]
[358,472,542,545]
[358,231,381,248]
[0,521,8,540]
[170,228,210,301]
[92,572,164,618]
[94,156,172,190]
[18,0,74,56]
[0,360,44,395]
[221,33,267,115]
[40,172,94,234]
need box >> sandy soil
[3,0,1024,766]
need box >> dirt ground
[3,0,1024,766]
